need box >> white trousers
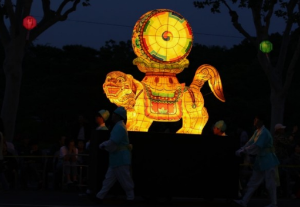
[242,167,277,206]
[96,165,134,200]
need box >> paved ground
[0,189,299,207]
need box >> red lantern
[23,16,37,30]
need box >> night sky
[31,0,286,49]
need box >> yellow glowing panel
[147,35,156,45]
[178,29,188,38]
[166,45,180,60]
[168,16,179,26]
[156,12,169,25]
[149,42,161,53]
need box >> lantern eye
[117,77,125,83]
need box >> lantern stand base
[26,31,30,40]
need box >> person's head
[30,140,39,151]
[3,142,7,155]
[0,117,4,135]
[77,140,85,150]
[274,123,286,134]
[78,115,86,125]
[294,142,300,154]
[213,120,226,135]
[65,138,76,149]
[254,112,266,129]
[22,136,30,146]
[59,135,66,147]
[96,109,110,125]
[112,107,127,124]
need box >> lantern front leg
[126,109,137,130]
[127,113,153,132]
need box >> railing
[3,154,300,195]
[3,154,90,189]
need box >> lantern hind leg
[177,107,208,134]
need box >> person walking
[0,118,9,191]
[86,109,110,196]
[95,106,134,204]
[85,109,110,150]
[234,113,280,207]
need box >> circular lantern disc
[260,40,273,53]
[23,16,37,30]
[133,9,193,64]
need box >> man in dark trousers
[86,109,110,196]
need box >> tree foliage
[0,36,299,140]
[0,0,91,141]
[193,0,300,132]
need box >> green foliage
[82,0,91,7]
[194,0,300,23]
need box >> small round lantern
[23,16,37,30]
[260,40,273,53]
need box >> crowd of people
[0,111,300,205]
[212,117,300,205]
[0,115,92,191]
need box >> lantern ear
[126,74,136,94]
[126,74,143,95]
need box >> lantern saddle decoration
[103,9,225,134]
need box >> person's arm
[244,144,260,155]
[85,141,90,150]
[69,147,77,162]
[61,147,69,161]
[236,133,255,156]
[99,140,118,152]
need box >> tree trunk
[270,88,285,135]
[1,40,25,142]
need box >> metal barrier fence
[3,154,89,189]
[3,154,300,194]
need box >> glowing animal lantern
[103,9,225,134]
[260,40,273,53]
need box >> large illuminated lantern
[103,9,225,134]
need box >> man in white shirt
[234,113,280,207]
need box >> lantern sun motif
[103,9,225,134]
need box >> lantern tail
[192,64,225,102]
